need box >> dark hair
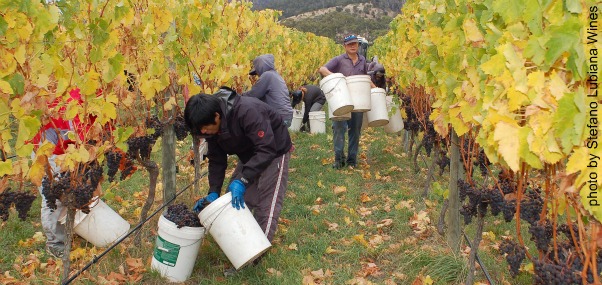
[184,94,222,136]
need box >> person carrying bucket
[318,34,376,169]
[244,54,294,127]
[184,87,292,261]
[291,85,326,133]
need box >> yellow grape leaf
[0,161,12,176]
[0,80,13,94]
[288,243,298,250]
[344,216,352,225]
[493,122,520,171]
[360,193,372,203]
[0,52,17,78]
[548,71,569,100]
[333,185,347,194]
[317,180,324,188]
[14,45,26,65]
[463,18,483,42]
[566,147,588,174]
[164,96,176,111]
[81,70,101,96]
[353,234,370,248]
[480,53,506,76]
[423,275,434,285]
[16,116,40,146]
[325,246,340,254]
[102,101,117,121]
[70,247,87,261]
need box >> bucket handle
[322,77,346,94]
[202,201,231,232]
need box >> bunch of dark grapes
[41,162,104,213]
[498,172,517,194]
[520,188,543,225]
[558,223,580,242]
[502,200,516,222]
[146,116,163,140]
[499,239,526,277]
[422,119,436,156]
[42,172,71,210]
[126,135,156,160]
[534,259,581,285]
[529,219,553,252]
[401,94,420,133]
[435,150,449,176]
[164,203,202,228]
[72,184,95,214]
[489,188,504,216]
[0,190,37,221]
[474,150,491,177]
[106,149,122,182]
[84,161,103,190]
[174,115,190,141]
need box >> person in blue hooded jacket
[244,54,294,127]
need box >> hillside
[251,0,404,43]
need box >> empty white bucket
[60,198,130,248]
[328,103,351,121]
[309,111,326,134]
[198,192,271,270]
[385,96,404,133]
[320,73,354,116]
[366,88,389,127]
[346,75,372,112]
[151,214,205,282]
[289,110,303,132]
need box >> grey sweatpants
[232,152,290,242]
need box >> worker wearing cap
[318,34,375,169]
[290,85,326,132]
[244,54,294,127]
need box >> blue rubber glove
[193,192,219,213]
[228,180,246,210]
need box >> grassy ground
[0,123,537,284]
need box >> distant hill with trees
[251,0,404,43]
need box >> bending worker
[290,85,326,132]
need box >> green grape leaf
[565,0,582,13]
[0,160,12,176]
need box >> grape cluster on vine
[499,239,526,277]
[174,115,190,141]
[164,203,202,228]
[41,162,103,213]
[0,190,37,221]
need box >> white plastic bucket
[198,192,271,270]
[309,111,326,134]
[328,103,351,121]
[345,75,372,112]
[60,198,130,248]
[289,110,303,132]
[366,88,389,127]
[151,214,205,282]
[320,73,354,116]
[384,96,404,133]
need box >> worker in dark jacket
[184,87,292,243]
[244,54,294,127]
[291,85,326,132]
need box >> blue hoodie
[243,54,293,122]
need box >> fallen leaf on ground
[334,185,347,194]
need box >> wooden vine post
[447,129,461,253]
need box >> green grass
[0,126,538,284]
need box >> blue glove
[193,192,219,213]
[228,180,246,210]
